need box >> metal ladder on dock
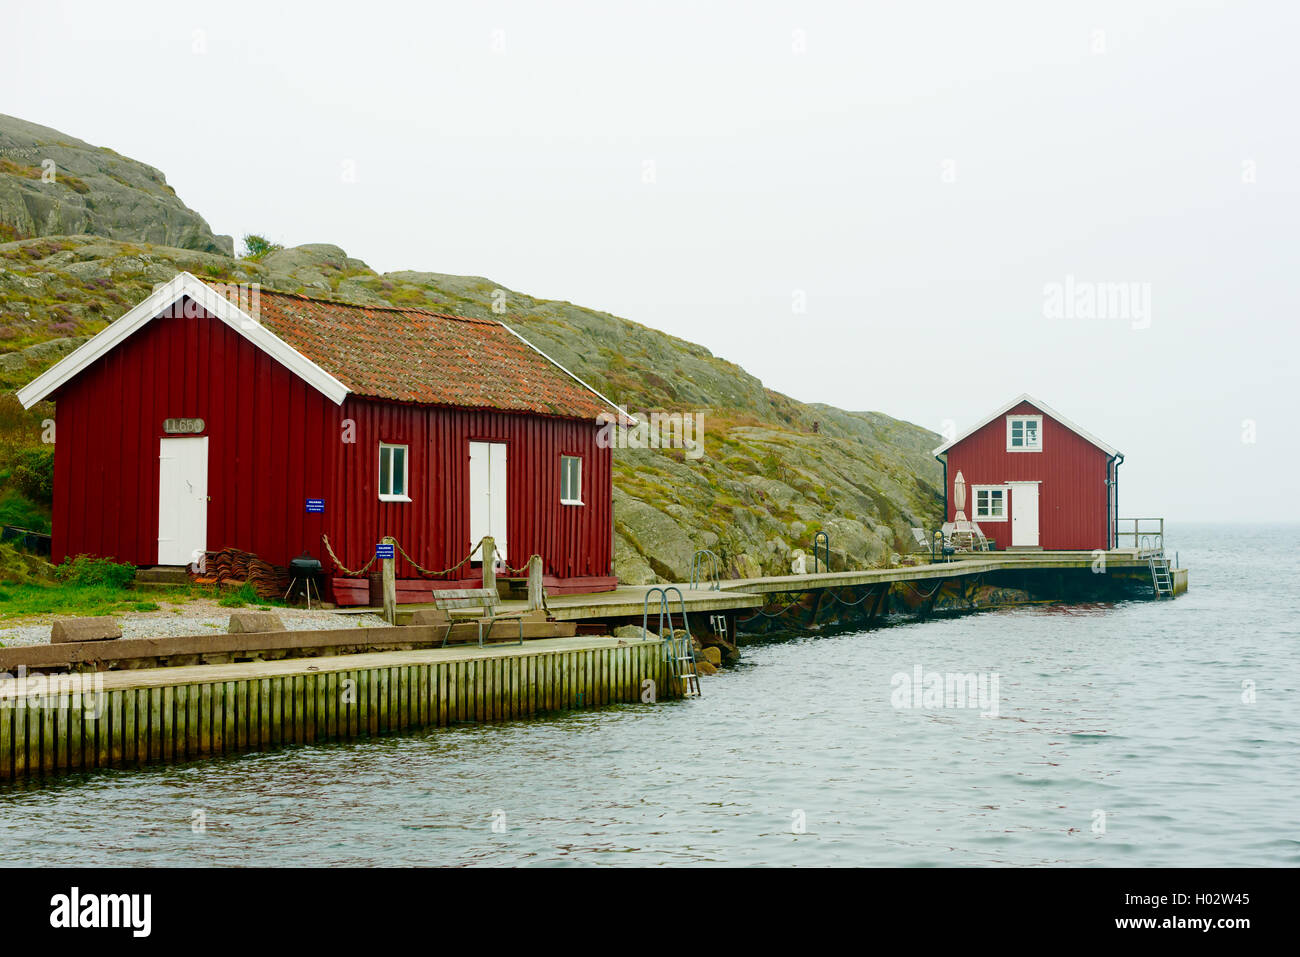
[644,586,701,697]
[1144,535,1174,599]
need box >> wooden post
[527,554,543,612]
[481,536,496,595]
[381,536,397,625]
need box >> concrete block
[227,612,286,634]
[51,617,121,644]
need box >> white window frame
[1006,414,1043,452]
[560,454,584,506]
[378,442,411,502]
[972,485,1008,522]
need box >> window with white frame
[1006,415,1042,451]
[378,443,410,501]
[974,486,1007,521]
[560,455,583,505]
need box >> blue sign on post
[306,498,325,514]
[375,543,395,560]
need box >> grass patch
[0,582,196,621]
[0,551,209,621]
[217,582,261,608]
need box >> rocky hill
[0,114,230,255]
[0,119,943,583]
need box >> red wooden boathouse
[17,273,623,599]
[932,395,1123,551]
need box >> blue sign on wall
[375,543,395,560]
[306,498,325,514]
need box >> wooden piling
[381,536,397,625]
[527,554,543,611]
[481,536,497,595]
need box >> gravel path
[0,598,390,648]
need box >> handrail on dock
[644,585,701,696]
[690,549,721,591]
[643,586,689,643]
[813,531,830,573]
[1117,517,1164,555]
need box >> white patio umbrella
[953,470,968,522]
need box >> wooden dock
[0,548,1188,783]
[336,548,1185,625]
[0,636,672,782]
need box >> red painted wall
[49,302,613,579]
[943,401,1112,550]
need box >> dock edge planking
[0,637,672,783]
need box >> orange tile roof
[224,287,612,420]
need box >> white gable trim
[497,320,636,425]
[931,393,1119,458]
[16,272,351,409]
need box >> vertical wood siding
[50,304,613,577]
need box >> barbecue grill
[285,552,324,609]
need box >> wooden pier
[0,636,671,783]
[338,547,1187,627]
[0,548,1187,783]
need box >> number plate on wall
[163,417,205,434]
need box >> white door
[468,441,508,562]
[1010,483,1040,547]
[158,436,208,566]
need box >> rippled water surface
[2,523,1296,866]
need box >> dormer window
[1007,415,1042,452]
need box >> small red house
[18,273,623,596]
[932,395,1122,550]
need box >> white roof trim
[497,321,637,425]
[931,393,1120,458]
[16,272,351,409]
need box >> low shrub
[9,446,54,504]
[56,554,136,589]
[0,490,51,533]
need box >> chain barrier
[323,534,546,585]
[736,596,808,623]
[498,553,543,576]
[827,587,876,607]
[900,578,945,600]
[391,536,488,579]
[320,534,378,578]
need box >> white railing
[1115,517,1164,554]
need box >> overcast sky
[7,0,1296,523]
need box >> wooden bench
[424,588,530,647]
